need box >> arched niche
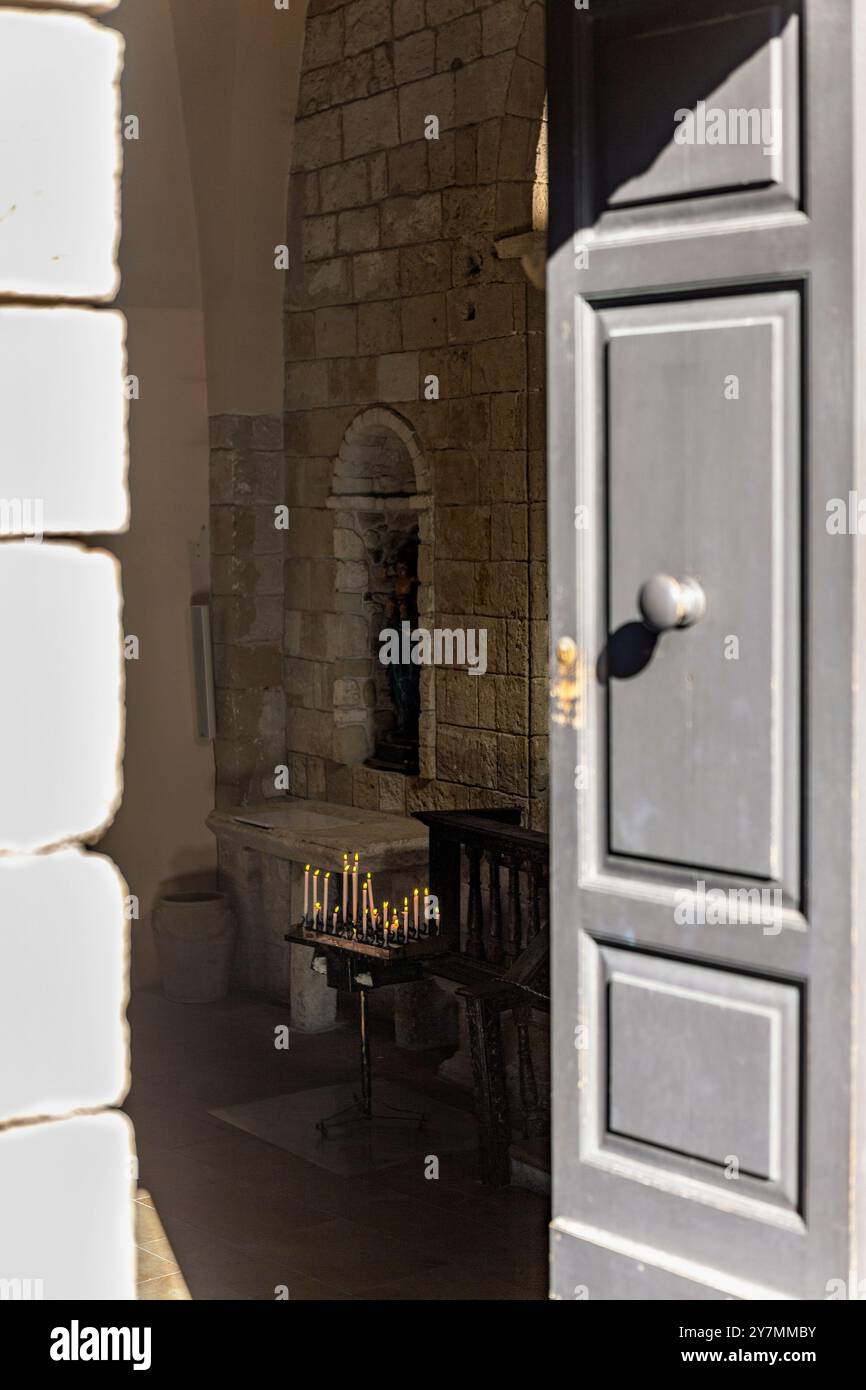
[327,408,435,782]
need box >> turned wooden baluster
[529,861,543,940]
[514,1003,546,1138]
[505,855,522,966]
[466,845,485,959]
[464,992,511,1185]
[427,818,461,953]
[487,851,503,965]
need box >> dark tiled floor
[126,989,549,1301]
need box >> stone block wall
[210,413,287,807]
[286,0,548,831]
[211,0,549,832]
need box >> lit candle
[362,880,368,931]
[323,871,330,926]
[413,887,419,933]
[383,900,389,935]
[313,869,321,924]
[366,872,376,916]
[303,864,310,922]
[315,901,321,930]
[352,857,359,923]
[332,905,339,933]
[342,853,349,921]
[403,896,408,937]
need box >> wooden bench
[412,808,550,1186]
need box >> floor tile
[211,1080,476,1175]
[127,987,549,1300]
[137,1272,191,1301]
[255,1216,443,1297]
[134,1201,165,1246]
[136,1245,180,1282]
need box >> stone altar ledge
[206,799,428,874]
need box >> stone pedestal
[289,942,336,1032]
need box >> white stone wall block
[0,849,128,1123]
[0,1112,136,1300]
[0,543,123,852]
[0,308,128,534]
[10,2,119,9]
[0,10,123,299]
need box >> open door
[547,0,866,1299]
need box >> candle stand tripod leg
[355,983,372,1118]
[316,988,426,1135]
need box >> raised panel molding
[577,0,801,236]
[581,937,802,1217]
[598,291,801,897]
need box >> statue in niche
[368,532,420,774]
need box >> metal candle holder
[300,857,442,958]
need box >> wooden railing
[412,809,550,1186]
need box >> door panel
[583,0,801,238]
[604,293,800,890]
[598,944,801,1203]
[548,0,863,1301]
[597,3,800,213]
[607,959,796,1181]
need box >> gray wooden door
[547,0,866,1300]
